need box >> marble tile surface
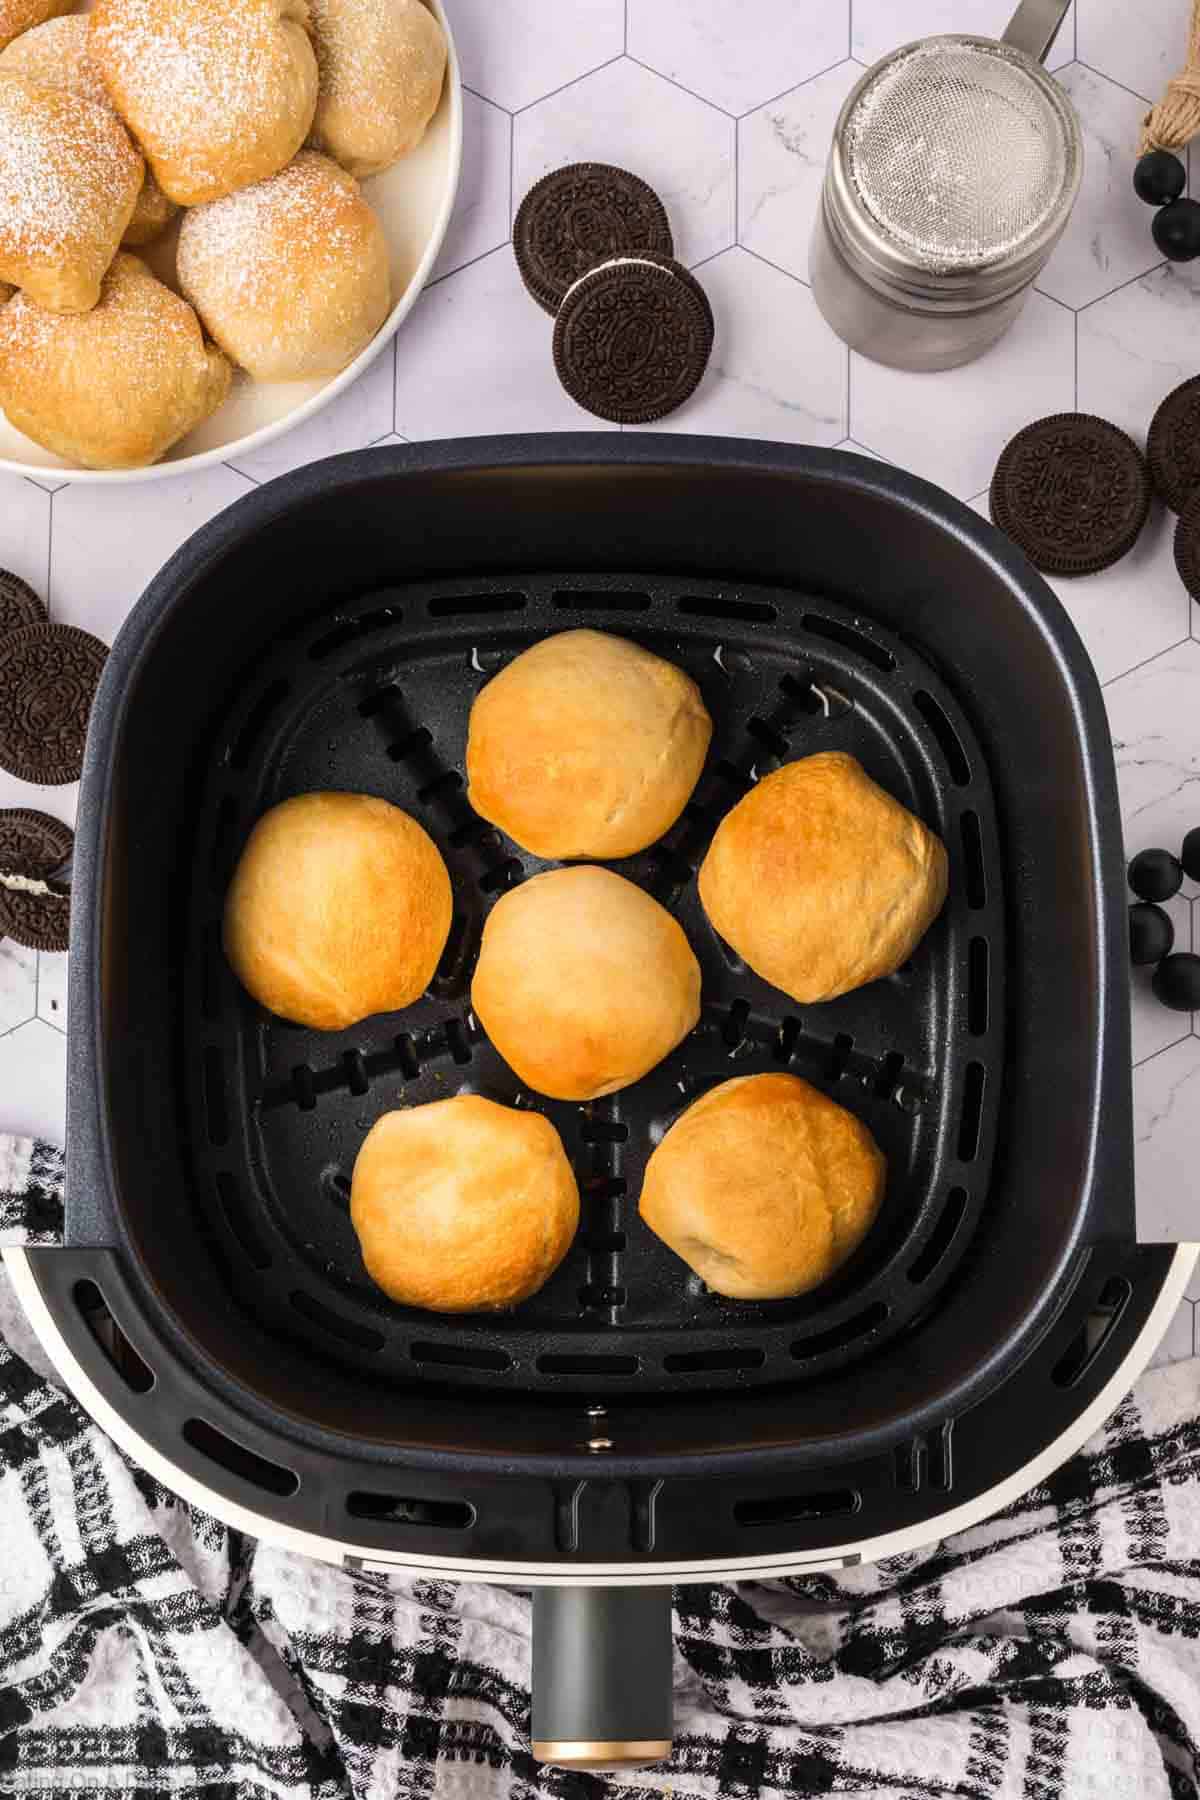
[628,0,850,115]
[1,0,1197,1374]
[512,57,736,267]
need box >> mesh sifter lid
[841,36,1078,279]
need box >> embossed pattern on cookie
[0,621,108,784]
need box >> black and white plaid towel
[2,1134,1200,1799]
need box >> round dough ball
[90,0,319,207]
[640,1072,886,1300]
[224,792,452,1030]
[351,1095,580,1312]
[308,0,447,179]
[699,752,948,1004]
[471,866,701,1102]
[0,0,71,55]
[177,151,392,380]
[467,630,713,861]
[0,253,231,469]
[0,75,143,312]
[0,17,177,246]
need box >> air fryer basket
[15,436,1177,1753]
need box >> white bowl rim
[0,0,463,487]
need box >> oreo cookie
[1148,376,1200,514]
[515,163,674,315]
[0,622,108,785]
[0,809,72,953]
[553,255,714,425]
[0,569,47,640]
[1173,487,1200,602]
[990,413,1151,576]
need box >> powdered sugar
[307,0,445,175]
[0,75,140,263]
[90,0,317,199]
[177,151,388,376]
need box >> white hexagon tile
[2,0,1199,1371]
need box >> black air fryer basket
[18,437,1178,1762]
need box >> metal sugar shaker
[811,0,1082,372]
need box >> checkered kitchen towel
[2,1136,1200,1799]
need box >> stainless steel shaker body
[811,0,1082,371]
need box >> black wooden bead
[1134,149,1186,206]
[1152,197,1200,261]
[1128,846,1184,901]
[1152,952,1200,1011]
[1130,902,1175,965]
[1182,825,1200,882]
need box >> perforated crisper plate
[187,574,1004,1395]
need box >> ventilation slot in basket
[914,690,970,785]
[1051,1278,1132,1389]
[428,592,526,617]
[968,938,989,1036]
[290,1290,384,1351]
[182,1417,298,1497]
[791,1302,888,1360]
[537,1353,639,1376]
[678,594,777,623]
[907,1188,968,1285]
[802,612,895,671]
[74,1280,154,1394]
[961,810,987,909]
[411,1340,510,1372]
[346,1490,474,1528]
[664,1345,766,1374]
[553,588,651,611]
[734,1488,860,1527]
[957,1062,985,1163]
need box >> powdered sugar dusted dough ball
[0,16,176,244]
[308,0,447,179]
[90,0,319,206]
[177,150,392,380]
[0,0,72,55]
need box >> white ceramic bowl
[0,0,462,484]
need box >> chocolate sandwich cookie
[0,569,47,640]
[0,809,72,953]
[1174,487,1200,602]
[553,255,714,425]
[0,622,108,785]
[1148,375,1200,514]
[515,163,674,315]
[990,413,1151,577]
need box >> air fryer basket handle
[531,1586,673,1768]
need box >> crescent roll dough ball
[0,18,177,245]
[471,866,701,1102]
[0,254,232,468]
[0,0,71,54]
[640,1073,886,1300]
[351,1096,580,1312]
[89,0,319,207]
[308,0,447,178]
[224,792,452,1031]
[466,630,713,860]
[0,76,143,312]
[177,151,392,380]
[699,752,948,1004]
